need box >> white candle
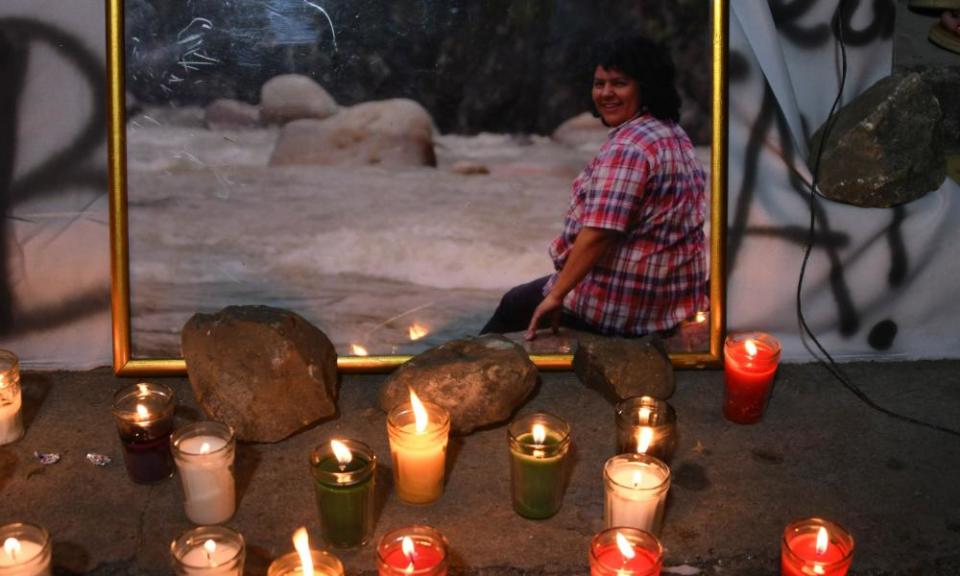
[603,454,671,535]
[177,539,242,575]
[172,423,236,525]
[171,526,246,576]
[0,371,24,446]
[0,528,51,576]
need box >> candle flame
[410,388,429,433]
[631,470,644,488]
[293,527,314,576]
[200,442,211,455]
[402,536,416,573]
[137,383,149,395]
[135,403,150,420]
[3,538,20,560]
[203,539,217,565]
[744,339,758,357]
[638,406,651,424]
[636,427,653,454]
[695,310,707,323]
[813,566,825,575]
[815,526,829,555]
[532,423,547,444]
[615,532,636,560]
[331,439,353,467]
[408,323,428,341]
[351,344,369,356]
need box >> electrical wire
[796,0,960,438]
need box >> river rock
[551,112,608,152]
[378,335,537,435]
[204,98,260,129]
[810,71,946,207]
[270,98,436,167]
[181,305,338,443]
[260,74,338,125]
[573,335,675,401]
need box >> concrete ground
[2,362,959,575]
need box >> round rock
[378,335,538,435]
[260,73,338,125]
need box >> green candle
[508,413,571,519]
[311,439,376,548]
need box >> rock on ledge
[573,334,675,401]
[379,335,538,435]
[181,305,338,443]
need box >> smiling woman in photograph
[482,34,708,341]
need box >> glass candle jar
[171,421,237,525]
[781,517,854,576]
[723,332,781,424]
[507,412,571,519]
[310,439,377,548]
[614,396,677,462]
[603,453,671,535]
[589,527,662,576]
[0,350,24,446]
[112,381,177,483]
[377,525,448,576]
[267,549,344,576]
[386,398,450,505]
[170,525,245,576]
[0,522,52,576]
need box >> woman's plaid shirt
[545,114,708,335]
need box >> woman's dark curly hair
[591,35,681,123]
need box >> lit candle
[311,438,377,548]
[781,518,854,576]
[386,389,450,505]
[0,522,51,576]
[377,525,448,576]
[171,421,237,525]
[0,350,24,446]
[723,332,781,424]
[589,528,662,576]
[507,412,571,519]
[614,397,677,463]
[170,525,245,575]
[603,454,671,535]
[267,527,344,576]
[112,382,177,483]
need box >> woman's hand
[525,292,565,340]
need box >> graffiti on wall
[728,0,903,350]
[0,18,109,337]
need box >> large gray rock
[379,335,537,435]
[270,99,436,167]
[572,335,675,401]
[181,305,338,443]
[260,74,338,125]
[204,98,260,130]
[810,72,946,207]
[551,112,608,152]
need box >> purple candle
[112,382,176,483]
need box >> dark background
[125,0,711,141]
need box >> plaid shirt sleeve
[580,143,653,233]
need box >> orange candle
[722,332,781,424]
[781,518,854,576]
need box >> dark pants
[480,276,602,335]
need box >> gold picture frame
[107,0,727,376]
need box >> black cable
[796,0,960,438]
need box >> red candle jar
[377,525,448,576]
[781,518,854,576]
[589,527,662,576]
[722,332,781,424]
